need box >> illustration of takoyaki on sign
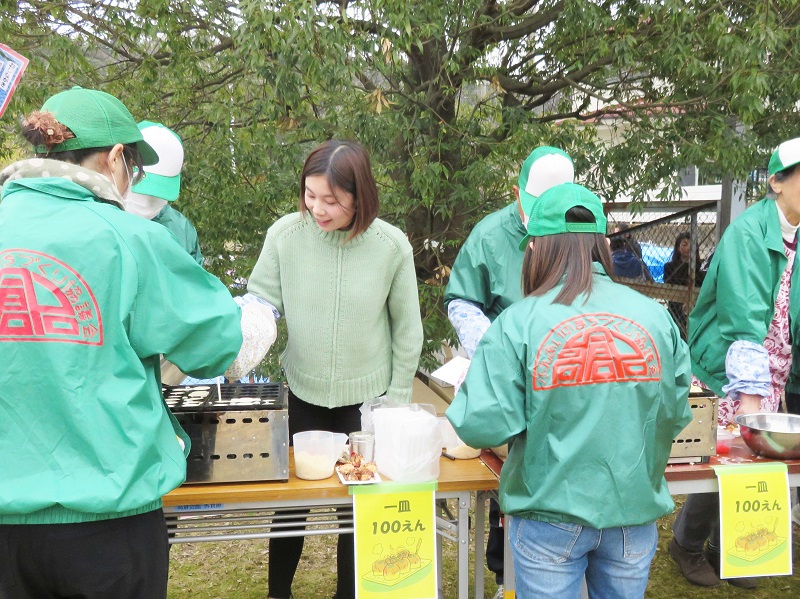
[716,463,792,578]
[361,539,432,587]
[725,522,787,564]
[352,482,437,599]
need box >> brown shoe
[705,548,759,589]
[668,538,721,587]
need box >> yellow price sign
[351,482,437,599]
[713,463,792,579]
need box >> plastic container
[374,404,442,482]
[293,431,349,480]
[716,428,734,455]
[349,431,375,462]
[438,417,460,449]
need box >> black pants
[268,390,363,599]
[486,499,504,584]
[786,391,800,417]
[672,493,720,553]
[0,509,168,599]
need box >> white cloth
[224,299,278,380]
[777,203,800,242]
[446,298,491,358]
[125,192,167,220]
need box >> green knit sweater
[247,213,423,407]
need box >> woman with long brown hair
[447,183,691,598]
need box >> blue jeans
[508,516,657,599]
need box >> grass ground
[168,497,800,598]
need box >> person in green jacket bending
[127,120,203,265]
[0,87,242,599]
[447,183,692,599]
[669,137,800,589]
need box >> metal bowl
[734,413,800,460]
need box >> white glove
[224,301,277,381]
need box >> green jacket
[0,171,242,524]
[444,202,526,320]
[447,265,692,529]
[689,198,800,397]
[153,203,203,266]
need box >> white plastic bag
[359,395,402,433]
[373,404,442,483]
[438,417,481,459]
[438,417,460,449]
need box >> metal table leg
[456,491,470,599]
[436,500,445,598]
[503,507,514,596]
[474,491,488,599]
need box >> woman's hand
[735,392,763,417]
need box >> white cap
[131,121,183,201]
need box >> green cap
[131,121,183,201]
[517,146,574,215]
[36,86,158,166]
[519,183,607,250]
[768,137,800,176]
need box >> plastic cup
[717,429,735,455]
[293,430,349,480]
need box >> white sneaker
[492,586,504,599]
[792,503,800,527]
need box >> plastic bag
[360,395,402,433]
[373,404,442,483]
[438,417,480,459]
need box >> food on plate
[336,451,378,481]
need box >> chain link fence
[606,201,718,340]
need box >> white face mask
[109,154,134,203]
[126,191,167,220]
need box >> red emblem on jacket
[533,313,660,390]
[0,249,103,345]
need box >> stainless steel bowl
[734,413,800,460]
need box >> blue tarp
[640,242,673,283]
